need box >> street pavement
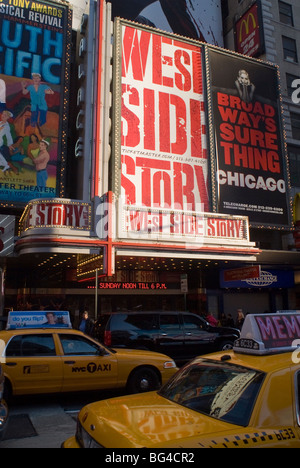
[0,389,123,448]
[0,400,77,448]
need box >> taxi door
[57,333,118,392]
[4,333,63,395]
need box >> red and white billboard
[113,22,209,219]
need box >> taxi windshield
[159,359,265,427]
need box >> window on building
[291,113,300,140]
[287,73,299,98]
[283,36,298,63]
[279,1,294,26]
[288,145,300,187]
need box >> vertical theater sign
[0,0,72,206]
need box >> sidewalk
[0,402,77,448]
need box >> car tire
[3,378,12,403]
[127,367,161,394]
[220,341,234,351]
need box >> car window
[183,314,206,330]
[160,359,265,427]
[59,334,101,356]
[111,314,158,331]
[160,314,181,330]
[6,334,56,357]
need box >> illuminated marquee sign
[118,203,251,246]
[19,199,92,233]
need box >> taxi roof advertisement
[0,0,72,207]
[207,47,291,228]
[6,310,72,329]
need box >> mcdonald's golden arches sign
[235,2,265,58]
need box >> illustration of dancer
[33,139,50,187]
[21,73,54,127]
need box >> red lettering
[36,203,45,225]
[121,155,136,205]
[174,49,191,92]
[121,84,140,147]
[122,27,151,81]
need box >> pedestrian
[226,313,235,327]
[236,309,245,330]
[205,311,218,327]
[79,310,94,336]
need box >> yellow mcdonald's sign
[239,12,257,42]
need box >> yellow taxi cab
[63,312,300,448]
[0,363,8,441]
[0,311,177,398]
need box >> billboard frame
[112,18,212,216]
[0,0,72,209]
[204,45,292,230]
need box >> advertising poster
[0,0,72,205]
[234,1,265,58]
[109,0,223,47]
[114,22,210,239]
[6,310,72,329]
[208,48,291,227]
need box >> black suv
[94,311,239,364]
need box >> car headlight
[76,421,104,448]
[163,360,177,369]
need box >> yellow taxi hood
[79,391,233,448]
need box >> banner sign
[6,311,72,329]
[208,48,291,227]
[19,198,91,234]
[0,0,72,206]
[114,21,210,224]
[234,1,265,58]
[110,0,223,46]
[220,269,294,289]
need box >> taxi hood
[79,392,232,448]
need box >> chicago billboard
[207,47,291,228]
[0,0,72,206]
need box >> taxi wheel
[127,367,161,394]
[3,378,12,402]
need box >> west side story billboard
[0,0,72,206]
[113,21,210,241]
